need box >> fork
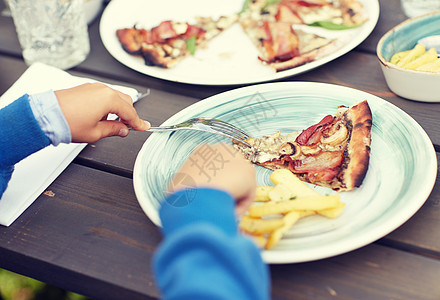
[145,117,251,147]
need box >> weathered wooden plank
[0,56,27,94]
[0,164,161,299]
[379,152,440,258]
[271,244,440,300]
[357,0,408,54]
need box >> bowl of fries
[376,10,440,102]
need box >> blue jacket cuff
[0,95,50,168]
[159,188,237,238]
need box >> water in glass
[8,0,90,70]
[401,0,440,18]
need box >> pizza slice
[233,100,372,191]
[245,0,367,29]
[239,16,335,71]
[116,15,238,68]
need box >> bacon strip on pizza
[239,16,334,71]
[116,15,238,68]
[234,100,372,191]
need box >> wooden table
[1,1,439,299]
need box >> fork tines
[210,120,251,146]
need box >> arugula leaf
[240,0,252,13]
[263,0,281,10]
[186,36,196,55]
[308,21,360,30]
[240,0,281,14]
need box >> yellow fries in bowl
[391,44,440,72]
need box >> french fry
[249,195,341,217]
[317,202,346,218]
[268,183,296,202]
[255,186,274,202]
[390,49,410,65]
[396,44,425,67]
[269,169,321,197]
[299,210,317,218]
[403,48,438,70]
[269,169,297,185]
[239,215,285,234]
[241,169,346,250]
[266,211,301,250]
[416,58,440,72]
[250,234,267,249]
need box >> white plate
[100,0,379,85]
[133,82,437,263]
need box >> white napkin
[0,62,142,226]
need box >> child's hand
[55,83,150,143]
[168,144,256,215]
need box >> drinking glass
[2,0,11,16]
[400,0,440,18]
[7,0,90,70]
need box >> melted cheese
[299,5,343,24]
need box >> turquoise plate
[133,82,437,263]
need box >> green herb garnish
[289,196,297,200]
[186,36,196,55]
[240,0,252,13]
[240,0,281,14]
[263,0,281,10]
[308,21,360,30]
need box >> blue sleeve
[0,94,51,198]
[153,188,270,300]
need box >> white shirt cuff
[28,90,72,146]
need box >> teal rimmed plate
[133,82,437,264]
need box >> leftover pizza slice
[116,14,238,68]
[244,0,367,28]
[239,16,335,71]
[234,100,372,191]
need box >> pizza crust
[338,100,372,190]
[233,100,373,192]
[270,38,338,72]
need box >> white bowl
[377,10,440,102]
